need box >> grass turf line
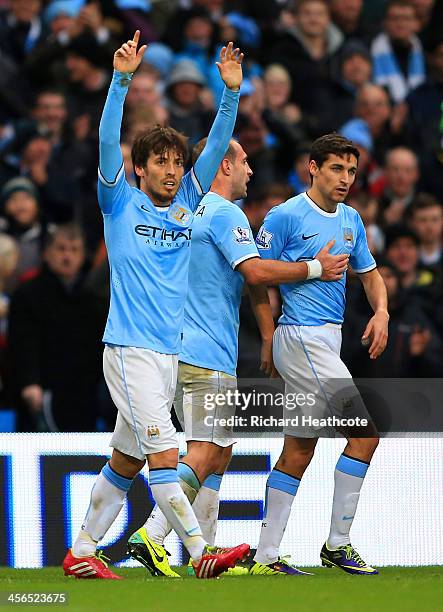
[1,567,442,612]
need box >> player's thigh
[176,362,236,447]
[104,345,178,457]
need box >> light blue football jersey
[256,192,375,326]
[180,192,259,375]
[97,71,239,354]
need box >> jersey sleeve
[177,169,204,214]
[209,204,259,269]
[349,213,377,273]
[97,70,132,215]
[192,87,240,194]
[255,205,288,260]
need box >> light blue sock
[328,454,369,549]
[254,469,300,565]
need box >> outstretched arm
[193,42,243,193]
[98,31,146,203]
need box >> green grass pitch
[1,566,442,612]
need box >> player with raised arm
[126,137,351,577]
[63,31,249,580]
[250,133,389,576]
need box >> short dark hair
[131,125,189,188]
[44,223,86,250]
[192,137,236,166]
[385,0,416,16]
[408,193,442,218]
[309,133,360,169]
[293,0,328,15]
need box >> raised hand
[216,41,243,91]
[113,30,147,74]
[315,240,349,281]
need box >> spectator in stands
[0,177,46,285]
[380,147,420,226]
[408,193,443,267]
[243,183,294,235]
[342,259,443,376]
[385,224,435,290]
[268,0,344,137]
[371,0,426,104]
[406,37,443,198]
[0,234,19,406]
[329,41,373,128]
[287,145,311,195]
[0,0,43,65]
[8,223,108,432]
[348,192,385,255]
[354,83,409,164]
[165,59,213,144]
[329,0,378,43]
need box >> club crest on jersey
[147,425,160,439]
[168,203,191,226]
[232,226,252,244]
[343,227,354,246]
[256,226,273,250]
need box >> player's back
[256,192,375,326]
[181,192,258,376]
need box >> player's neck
[210,180,234,202]
[306,188,337,214]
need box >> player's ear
[134,165,144,178]
[221,158,231,176]
[308,159,319,176]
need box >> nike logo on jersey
[302,233,319,240]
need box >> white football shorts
[174,362,236,447]
[273,324,372,438]
[104,345,178,459]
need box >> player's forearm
[193,87,240,192]
[247,284,274,342]
[99,70,132,182]
[361,270,389,315]
[246,259,309,285]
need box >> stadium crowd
[0,0,442,432]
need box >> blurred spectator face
[195,0,223,12]
[342,54,372,88]
[430,42,443,79]
[294,153,311,184]
[411,204,443,245]
[348,194,378,225]
[378,265,400,300]
[263,65,292,110]
[126,74,160,109]
[384,4,418,43]
[10,0,41,22]
[229,141,253,200]
[330,0,362,23]
[355,85,390,134]
[386,237,418,275]
[411,0,435,23]
[33,92,67,135]
[4,191,39,227]
[184,16,213,47]
[385,148,419,197]
[296,0,330,38]
[121,142,136,185]
[238,114,267,156]
[66,54,94,82]
[171,82,201,108]
[50,12,75,35]
[21,137,52,167]
[45,234,85,282]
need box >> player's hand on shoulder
[315,240,349,282]
[113,30,147,74]
[216,41,244,91]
